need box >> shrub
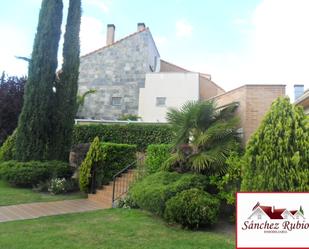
[98,142,137,185]
[72,124,174,151]
[79,137,137,193]
[0,160,73,187]
[129,171,209,216]
[117,194,138,209]
[241,97,309,191]
[79,137,103,192]
[0,131,17,161]
[145,144,172,174]
[164,188,220,229]
[210,152,242,206]
[48,178,67,194]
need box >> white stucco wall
[138,73,199,122]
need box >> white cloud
[176,19,193,38]
[86,0,109,13]
[0,26,30,75]
[183,0,309,99]
[80,16,106,55]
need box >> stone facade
[210,85,286,143]
[78,28,159,120]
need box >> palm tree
[165,100,240,174]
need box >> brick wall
[211,85,286,144]
[199,75,225,100]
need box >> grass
[0,180,86,206]
[0,208,235,249]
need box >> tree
[241,97,309,191]
[15,0,63,161]
[0,73,26,145]
[165,100,240,174]
[51,0,81,161]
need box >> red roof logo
[248,202,305,220]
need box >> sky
[0,0,308,100]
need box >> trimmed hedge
[79,137,137,193]
[129,171,209,216]
[164,188,220,229]
[145,144,172,174]
[0,160,73,187]
[99,142,136,185]
[72,124,174,151]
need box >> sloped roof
[81,28,150,59]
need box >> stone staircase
[88,169,138,208]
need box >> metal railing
[111,156,145,207]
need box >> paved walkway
[0,199,105,223]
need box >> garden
[0,0,308,248]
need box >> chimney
[137,23,146,31]
[294,84,304,101]
[106,24,115,46]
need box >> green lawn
[0,180,86,206]
[0,208,235,249]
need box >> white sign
[237,192,309,248]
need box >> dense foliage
[72,124,174,151]
[15,0,63,161]
[51,0,81,161]
[210,152,242,206]
[79,137,102,192]
[145,144,172,174]
[0,131,17,161]
[98,143,136,185]
[165,100,240,174]
[164,188,220,229]
[241,97,309,191]
[0,160,73,187]
[0,74,26,146]
[129,172,209,216]
[79,137,137,192]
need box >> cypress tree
[241,97,309,191]
[15,0,63,161]
[50,0,81,161]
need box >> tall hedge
[98,143,137,185]
[145,144,172,174]
[72,124,174,151]
[241,97,309,191]
[15,0,63,161]
[51,0,81,161]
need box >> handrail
[112,156,144,207]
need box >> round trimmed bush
[129,171,210,216]
[164,188,220,229]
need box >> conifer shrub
[79,137,103,192]
[0,131,17,161]
[164,188,220,229]
[241,97,309,191]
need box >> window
[156,97,166,107]
[111,97,122,106]
[258,214,262,220]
